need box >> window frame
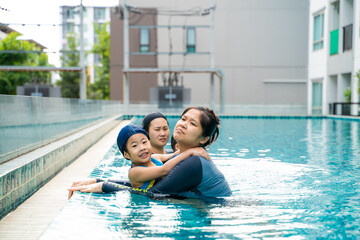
[94,7,106,21]
[313,12,325,51]
[186,28,196,53]
[140,28,150,53]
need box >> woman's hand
[67,178,97,199]
[185,147,210,160]
[67,182,104,199]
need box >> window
[140,28,149,52]
[313,13,324,51]
[94,54,101,64]
[63,7,75,20]
[83,8,87,18]
[94,7,106,20]
[187,28,196,53]
[63,22,74,36]
[330,29,339,55]
[312,82,323,115]
[343,24,353,51]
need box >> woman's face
[173,108,208,149]
[148,118,170,149]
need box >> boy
[68,125,208,197]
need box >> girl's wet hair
[181,106,220,147]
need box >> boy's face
[124,133,152,165]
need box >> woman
[147,106,231,197]
[142,112,172,154]
[68,107,231,198]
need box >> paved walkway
[0,121,128,240]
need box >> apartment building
[308,0,360,115]
[110,0,309,111]
[60,5,111,83]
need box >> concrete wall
[213,0,309,105]
[111,0,309,107]
[110,8,158,102]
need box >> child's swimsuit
[137,158,163,190]
[99,157,163,192]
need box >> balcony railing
[330,29,339,55]
[329,102,360,116]
[343,24,353,51]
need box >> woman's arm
[129,147,208,187]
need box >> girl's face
[124,133,152,166]
[148,118,170,149]
[173,108,209,150]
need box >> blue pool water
[41,117,360,239]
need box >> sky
[0,0,118,66]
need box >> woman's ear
[199,136,210,145]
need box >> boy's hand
[67,182,103,199]
[68,178,97,199]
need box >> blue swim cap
[117,124,149,156]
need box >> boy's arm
[152,151,179,163]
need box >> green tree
[0,32,52,94]
[88,22,110,100]
[56,33,80,98]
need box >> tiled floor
[0,121,129,240]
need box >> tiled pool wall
[0,115,123,220]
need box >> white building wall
[352,0,360,110]
[308,0,360,115]
[308,0,329,114]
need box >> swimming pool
[41,116,360,239]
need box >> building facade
[60,5,111,84]
[110,0,309,112]
[308,0,360,115]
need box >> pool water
[41,117,360,239]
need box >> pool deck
[0,121,129,239]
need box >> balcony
[330,29,339,55]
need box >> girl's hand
[185,147,210,160]
[67,182,103,199]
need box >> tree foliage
[0,32,52,95]
[88,22,110,100]
[56,33,80,98]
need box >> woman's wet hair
[170,135,177,152]
[142,112,168,133]
[181,106,220,147]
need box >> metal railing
[329,102,360,116]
